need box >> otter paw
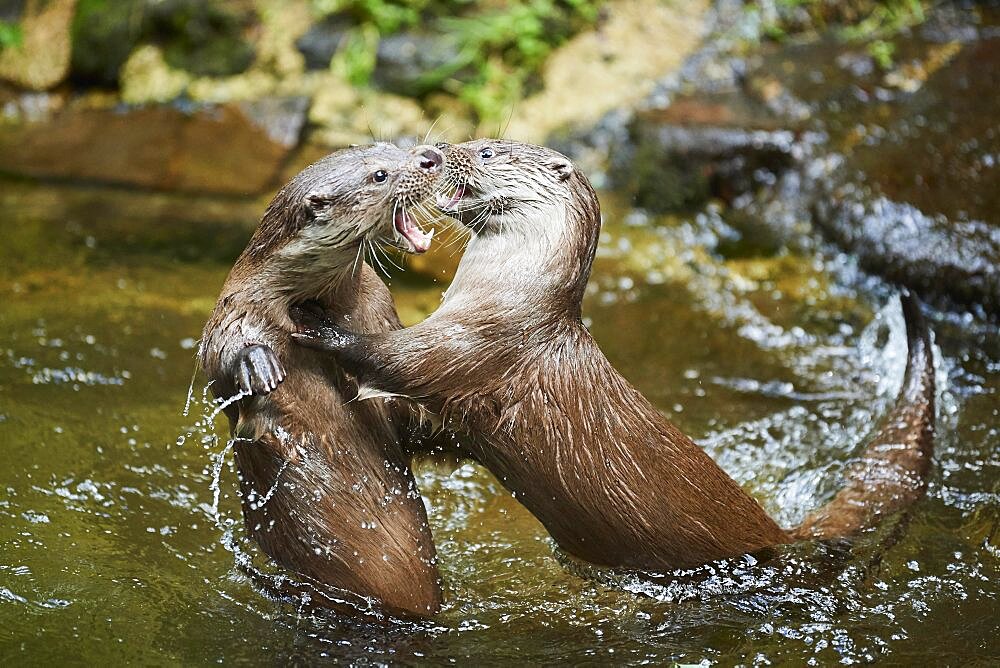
[235,344,286,396]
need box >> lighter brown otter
[290,139,935,574]
[200,143,444,617]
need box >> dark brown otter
[200,143,445,617]
[290,139,935,573]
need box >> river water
[1,148,996,663]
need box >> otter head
[434,139,586,238]
[247,143,443,283]
[432,139,601,316]
[295,142,443,256]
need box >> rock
[69,0,143,87]
[119,45,190,104]
[295,15,351,70]
[308,77,430,146]
[237,96,309,148]
[148,0,256,78]
[612,91,811,213]
[502,0,710,143]
[0,0,76,90]
[372,31,465,98]
[70,0,256,88]
[0,103,292,196]
[811,35,1000,313]
[816,192,1000,313]
[600,3,1000,315]
[0,3,24,23]
[0,88,66,123]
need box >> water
[1,164,996,664]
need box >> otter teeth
[435,185,465,212]
[394,209,434,254]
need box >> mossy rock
[70,0,256,87]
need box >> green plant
[0,19,23,50]
[750,0,929,69]
[314,0,601,123]
[312,0,429,33]
[867,38,895,69]
[839,0,925,42]
[429,0,601,121]
[333,23,380,86]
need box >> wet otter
[291,139,935,573]
[200,143,444,617]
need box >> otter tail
[791,291,935,541]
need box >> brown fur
[294,139,937,573]
[201,144,443,617]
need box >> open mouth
[393,208,434,254]
[435,184,466,213]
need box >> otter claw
[235,344,286,396]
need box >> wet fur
[296,140,936,571]
[200,144,442,617]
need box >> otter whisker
[366,239,392,278]
[422,115,442,145]
[412,199,448,229]
[443,226,472,258]
[375,242,405,273]
[351,237,365,278]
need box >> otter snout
[413,145,444,172]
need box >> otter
[290,139,935,574]
[200,143,445,617]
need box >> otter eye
[479,147,495,160]
[372,170,388,183]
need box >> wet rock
[811,32,1000,314]
[0,0,75,90]
[613,92,811,213]
[0,103,291,196]
[816,192,1000,313]
[600,3,1000,315]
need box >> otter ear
[547,160,573,181]
[306,194,334,216]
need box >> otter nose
[414,145,444,172]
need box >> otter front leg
[289,303,390,386]
[234,344,286,395]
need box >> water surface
[0,174,997,665]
